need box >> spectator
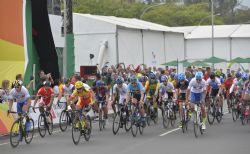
[0,80,10,103]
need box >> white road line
[0,142,9,146]
[159,128,180,137]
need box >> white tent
[72,14,184,72]
[173,24,250,70]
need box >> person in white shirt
[186,72,207,130]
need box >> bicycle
[162,96,176,129]
[33,106,53,138]
[240,100,250,125]
[97,100,107,131]
[8,110,34,148]
[71,106,92,145]
[130,103,145,137]
[207,96,222,125]
[58,101,74,132]
[193,102,204,138]
[112,104,131,135]
[178,100,189,133]
[231,94,241,122]
[145,95,158,126]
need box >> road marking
[159,128,180,137]
[0,142,9,146]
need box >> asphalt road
[1,106,250,154]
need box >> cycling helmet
[174,74,179,80]
[43,80,51,86]
[96,80,105,87]
[149,72,156,79]
[116,76,124,84]
[195,71,203,80]
[75,81,84,89]
[242,73,249,81]
[178,73,186,81]
[209,72,215,79]
[130,75,137,83]
[214,70,221,77]
[235,72,242,78]
[13,80,23,88]
[170,72,175,78]
[161,75,168,82]
[139,76,147,82]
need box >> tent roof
[74,13,183,33]
[172,24,250,39]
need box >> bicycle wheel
[193,113,198,138]
[24,118,34,144]
[99,110,104,131]
[10,120,21,148]
[112,113,120,135]
[72,118,81,145]
[170,111,176,127]
[181,110,187,133]
[232,106,238,122]
[47,112,53,135]
[84,115,91,141]
[59,110,69,132]
[38,114,46,138]
[162,108,169,129]
[153,108,158,124]
[131,117,138,137]
[199,114,204,135]
[125,115,131,132]
[216,106,222,123]
[139,125,143,135]
[241,114,247,125]
[207,104,215,125]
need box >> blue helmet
[174,74,179,80]
[242,73,249,81]
[149,72,156,79]
[178,73,186,81]
[170,72,175,78]
[139,76,147,82]
[116,76,124,84]
[130,75,137,83]
[195,71,203,80]
[235,72,242,78]
[96,80,105,87]
[161,75,168,82]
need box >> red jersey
[204,71,210,81]
[37,87,54,105]
[224,79,234,90]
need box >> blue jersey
[127,82,145,94]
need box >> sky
[241,0,250,7]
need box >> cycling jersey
[145,79,160,96]
[71,88,93,108]
[176,80,189,93]
[113,83,127,104]
[9,86,30,103]
[188,78,207,93]
[207,77,221,90]
[61,84,74,95]
[37,87,54,105]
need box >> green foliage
[71,0,248,26]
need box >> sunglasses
[196,79,202,82]
[76,88,82,91]
[15,86,21,89]
[131,82,137,85]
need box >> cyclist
[207,71,223,115]
[8,80,31,114]
[176,73,189,127]
[33,80,55,123]
[223,73,234,111]
[145,72,160,116]
[186,71,207,130]
[57,79,75,105]
[126,75,146,127]
[111,76,128,115]
[92,80,109,120]
[68,81,94,129]
[169,72,177,88]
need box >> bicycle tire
[47,112,53,135]
[59,110,69,132]
[139,125,143,135]
[84,115,91,141]
[199,113,204,135]
[99,110,103,131]
[72,118,81,145]
[131,117,138,137]
[38,114,46,138]
[170,111,176,127]
[10,120,20,148]
[125,115,131,132]
[112,113,120,135]
[216,106,222,123]
[193,112,198,138]
[207,103,215,125]
[232,107,238,122]
[24,118,34,144]
[162,109,169,129]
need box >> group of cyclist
[4,64,250,142]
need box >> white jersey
[188,78,207,93]
[159,82,175,94]
[83,83,91,90]
[113,83,127,104]
[113,83,127,97]
[62,84,74,95]
[8,86,30,103]
[206,77,221,89]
